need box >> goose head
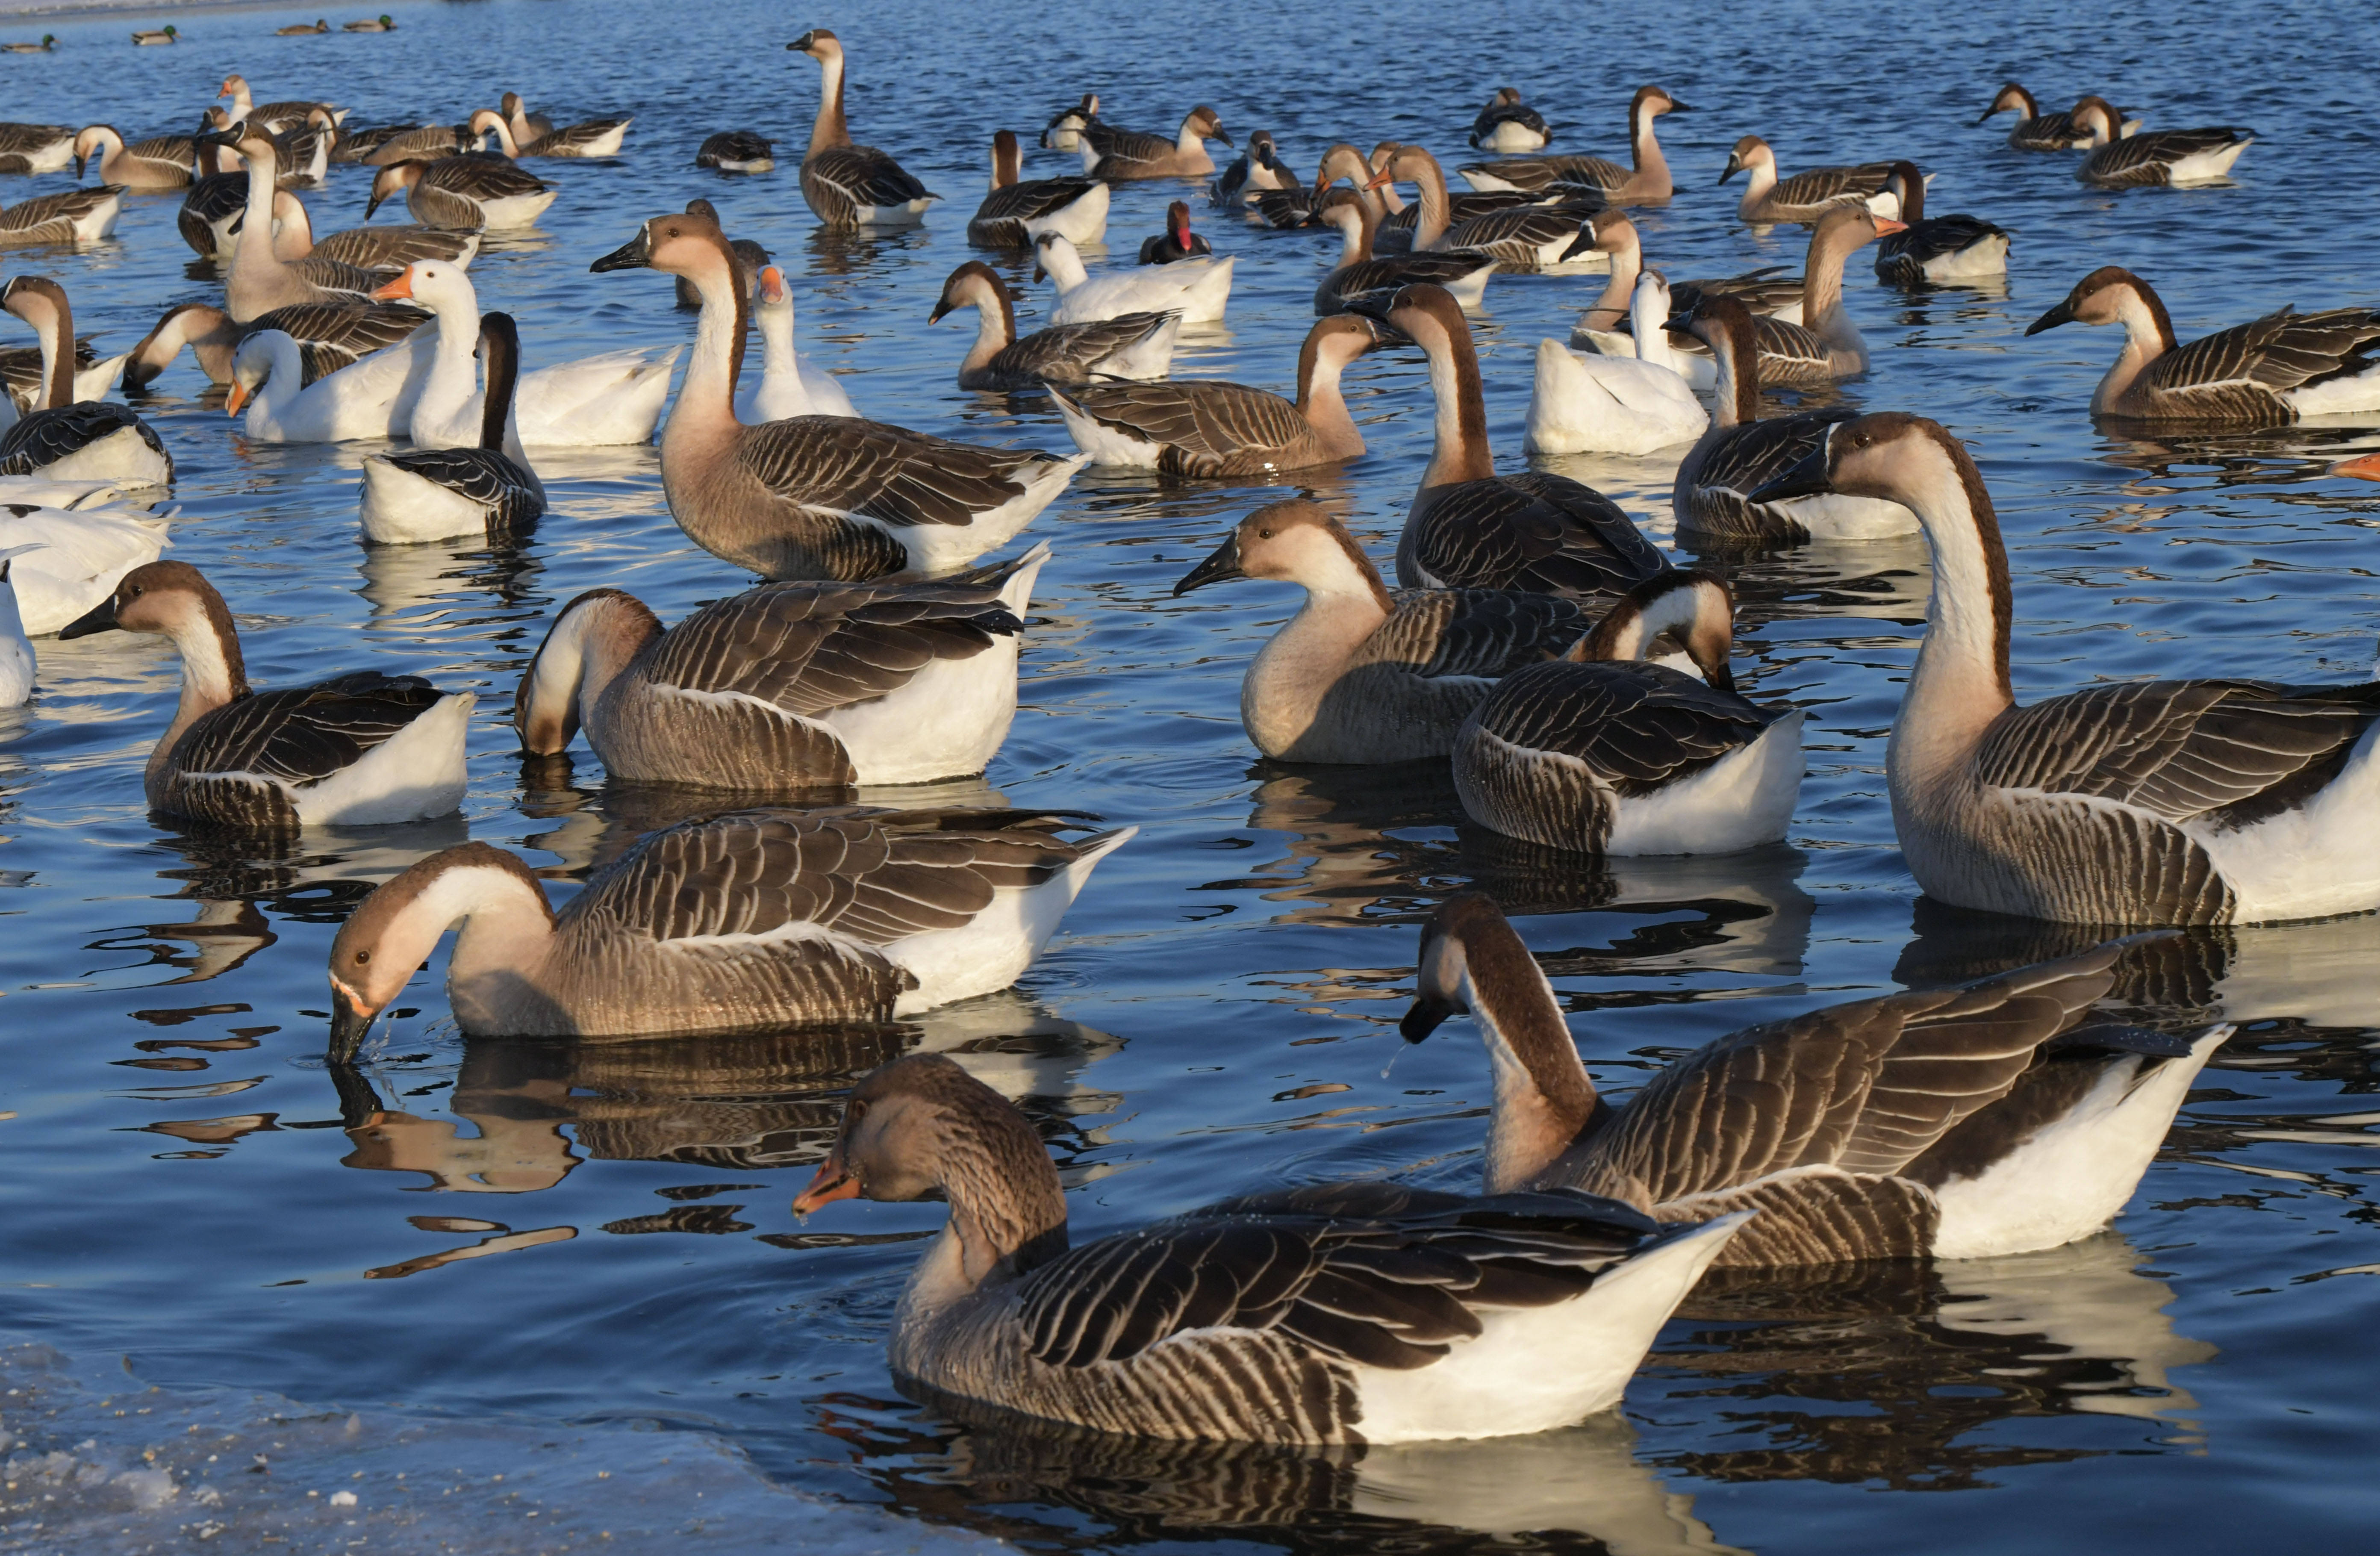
[69,124,121,177]
[1182,105,1231,147]
[1717,134,1772,186]
[216,74,246,104]
[591,206,737,287]
[1029,230,1089,288]
[57,560,229,644]
[124,301,232,389]
[2024,265,2169,345]
[928,259,1008,325]
[1809,202,1905,262]
[364,158,426,218]
[195,118,276,168]
[513,586,660,754]
[1976,82,2037,125]
[1576,569,1737,691]
[370,258,474,315]
[756,263,792,316]
[1173,499,1390,609]
[1161,199,1196,248]
[2068,94,2122,146]
[326,841,553,1059]
[466,107,520,157]
[225,329,300,414]
[1557,209,1639,266]
[786,27,843,65]
[1378,281,1473,360]
[1366,142,1445,196]
[1670,289,1757,359]
[1632,84,1693,120]
[1311,142,1372,194]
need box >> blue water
[0,0,2375,1550]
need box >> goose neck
[1293,328,1366,459]
[1412,313,1494,486]
[1580,224,1641,333]
[808,51,850,156]
[425,864,562,1025]
[153,595,248,796]
[1707,318,1758,427]
[1461,958,1597,1196]
[669,245,750,437]
[758,302,804,378]
[1406,154,1451,248]
[1629,98,1670,188]
[897,1122,1069,1327]
[233,146,281,276]
[2092,286,2175,416]
[1893,438,2017,781]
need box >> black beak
[786,31,816,51]
[1971,107,1997,127]
[927,299,951,324]
[364,189,386,218]
[1212,129,1234,148]
[1400,996,1458,1043]
[194,123,242,149]
[589,225,653,273]
[1663,307,1696,336]
[1747,434,1836,504]
[1555,222,1599,263]
[328,998,375,1064]
[1172,532,1246,596]
[1667,99,1695,113]
[56,594,119,639]
[2023,298,2076,336]
[1716,158,1740,186]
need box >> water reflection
[353,534,547,628]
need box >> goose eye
[1258,528,1274,539]
[353,949,371,965]
[845,1099,869,1124]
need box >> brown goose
[1173,500,1588,764]
[71,124,192,190]
[0,182,121,248]
[495,91,629,158]
[0,278,172,484]
[2023,266,2380,424]
[1721,204,1902,383]
[56,560,469,829]
[1973,83,2138,151]
[350,123,471,166]
[177,171,247,259]
[1038,93,1098,153]
[122,299,428,390]
[1751,413,2380,925]
[968,129,1108,248]
[790,1053,1745,1444]
[1311,189,1497,314]
[365,156,557,230]
[199,121,389,322]
[930,262,1176,391]
[324,809,1134,1053]
[1720,136,1905,224]
[786,29,938,227]
[592,208,1083,580]
[0,123,74,174]
[270,188,480,270]
[1364,283,1667,602]
[216,75,342,134]
[1460,85,1691,204]
[1080,104,1230,180]
[514,546,1046,788]
[673,197,769,310]
[2070,96,2250,186]
[1402,895,2227,1266]
[1043,313,1386,474]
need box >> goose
[0,501,168,634]
[344,15,395,31]
[1211,127,1299,206]
[931,261,1175,391]
[1974,83,2139,150]
[269,188,479,270]
[592,207,1084,580]
[1043,313,1384,474]
[353,124,470,166]
[202,122,390,322]
[0,183,121,248]
[2023,266,2380,424]
[1376,186,1553,253]
[1561,211,1800,383]
[1034,231,1231,325]
[1173,499,1590,763]
[1453,571,1801,854]
[1462,85,1691,205]
[57,560,471,829]
[1872,161,2008,285]
[365,156,557,230]
[0,35,54,54]
[786,29,938,227]
[2071,96,2247,186]
[792,1052,1745,1444]
[499,92,554,142]
[492,92,629,158]
[71,125,191,190]
[0,124,73,174]
[515,545,1047,788]
[1714,203,1901,384]
[1311,189,1497,314]
[324,808,1134,1052]
[215,76,342,133]
[1470,86,1552,152]
[0,544,31,703]
[1360,143,1485,253]
[696,129,775,174]
[269,116,336,188]
[1366,283,1669,600]
[131,26,177,45]
[275,19,329,35]
[1137,199,1210,263]
[1401,894,2228,1264]
[375,260,677,447]
[463,107,585,162]
[1754,411,2380,923]
[123,298,427,390]
[1666,294,1914,543]
[225,323,434,442]
[0,279,171,484]
[1079,104,1230,180]
[1522,270,1708,456]
[674,196,769,309]
[969,129,1108,248]
[0,336,122,411]
[358,312,543,544]
[739,265,861,419]
[1434,195,1605,276]
[1720,136,1907,224]
[1039,93,1098,152]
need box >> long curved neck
[1406,155,1451,248]
[1629,98,1669,188]
[269,191,315,259]
[425,864,563,1014]
[478,329,514,454]
[418,283,485,427]
[903,1112,1069,1323]
[1327,204,1373,266]
[1706,318,1759,428]
[808,51,851,156]
[1803,221,1854,327]
[675,243,749,423]
[2092,285,2177,415]
[1456,931,1599,1195]
[1293,332,1364,459]
[478,113,521,158]
[16,288,73,409]
[758,303,802,380]
[527,598,659,746]
[1735,153,1776,218]
[1893,438,2017,783]
[1581,223,1641,332]
[232,146,281,281]
[1414,315,1493,486]
[154,596,249,793]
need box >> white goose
[0,545,31,704]
[734,265,860,421]
[1523,270,1708,456]
[0,501,170,635]
[227,324,433,443]
[1453,571,1802,855]
[375,261,676,448]
[1034,232,1231,325]
[358,312,545,545]
[1752,412,2380,925]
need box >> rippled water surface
[0,0,2377,1549]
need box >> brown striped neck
[1882,160,1926,224]
[1293,316,1376,459]
[1389,286,1494,486]
[1579,212,1642,331]
[1802,205,1877,326]
[515,587,661,752]
[803,35,852,156]
[4,277,76,409]
[990,129,1019,189]
[1317,192,1375,265]
[1690,296,1761,427]
[1627,86,1673,189]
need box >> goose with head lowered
[1044,312,1384,474]
[1872,162,2007,285]
[786,29,938,227]
[225,319,434,443]
[358,312,543,545]
[1310,189,1498,315]
[71,124,191,190]
[0,278,172,484]
[1523,270,1706,457]
[791,1053,1745,1444]
[1470,86,1552,152]
[374,259,676,447]
[1720,136,1909,224]
[1461,85,1691,205]
[515,545,1046,790]
[738,265,861,420]
[1402,895,2228,1265]
[1173,499,1589,764]
[325,807,1134,1053]
[270,187,480,271]
[1079,103,1230,180]
[366,155,556,231]
[2069,95,2249,187]
[124,298,428,391]
[696,129,775,174]
[1756,412,2380,924]
[1666,293,1915,544]
[931,261,1175,392]
[2023,266,2380,423]
[593,208,1084,580]
[1974,83,2139,151]
[1367,283,1669,601]
[57,560,471,829]
[1034,231,1231,325]
[968,129,1108,248]
[1453,571,1801,855]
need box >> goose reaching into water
[358,312,543,544]
[1080,104,1230,180]
[2070,96,2249,187]
[1753,412,2380,924]
[1461,85,1691,205]
[324,808,1134,1052]
[968,129,1108,248]
[1720,136,1906,224]
[515,546,1046,789]
[738,266,860,419]
[1034,231,1231,324]
[931,262,1175,391]
[1173,500,1589,763]
[1470,87,1552,152]
[225,323,432,443]
[1872,161,2007,285]
[57,560,471,829]
[367,156,556,230]
[2024,266,2380,424]
[1523,270,1707,456]
[1402,895,2227,1264]
[791,1053,1745,1443]
[787,29,938,227]
[0,278,172,484]
[696,129,775,174]
[71,124,191,189]
[1974,83,2139,150]
[1454,572,1802,855]
[593,207,1084,580]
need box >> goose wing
[2087,127,2247,181]
[2142,306,2380,405]
[1884,214,2007,265]
[1063,380,1309,457]
[0,336,97,404]
[377,448,542,530]
[1973,678,2380,829]
[1362,588,1588,678]
[0,124,67,156]
[1082,123,1176,167]
[642,578,1020,715]
[1751,315,1836,381]
[1404,472,1667,599]
[1469,101,1552,148]
[1472,661,1783,791]
[1671,267,1802,321]
[0,403,171,480]
[308,224,477,269]
[805,144,933,206]
[287,253,395,294]
[999,312,1175,383]
[532,117,631,154]
[1769,162,1893,208]
[1325,251,1497,308]
[175,672,447,787]
[1688,410,1856,509]
[1440,206,1592,263]
[1455,154,1626,193]
[737,416,1065,528]
[426,156,551,198]
[245,300,429,384]
[127,134,195,164]
[1249,186,1316,229]
[9,185,122,230]
[974,175,1101,225]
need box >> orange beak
[224,381,249,415]
[1874,217,1909,235]
[2330,452,2380,481]
[370,271,414,301]
[1362,168,1393,191]
[790,1153,861,1217]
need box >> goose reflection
[2088,424,2370,489]
[1673,530,1932,633]
[353,532,545,627]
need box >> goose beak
[791,1151,861,1216]
[327,981,377,1064]
[224,380,250,415]
[589,225,653,272]
[1667,98,1695,113]
[1362,168,1392,191]
[1172,532,1246,595]
[2024,298,2077,336]
[757,265,787,306]
[369,270,412,300]
[1031,264,1046,283]
[1873,216,1908,235]
[363,189,386,218]
[1557,224,1601,263]
[1971,106,1997,127]
[55,593,120,639]
[1717,155,1741,185]
[1747,431,1837,503]
[2329,452,2380,481]
[1399,995,1458,1043]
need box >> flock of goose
[2,25,2376,1455]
